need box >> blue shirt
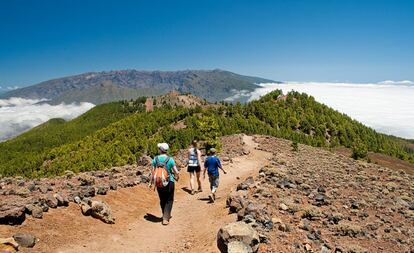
[204,155,222,177]
[152,155,176,182]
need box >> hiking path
[10,135,271,253]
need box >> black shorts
[187,166,201,173]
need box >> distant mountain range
[0,69,276,104]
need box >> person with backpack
[187,140,203,195]
[203,148,227,203]
[149,143,180,225]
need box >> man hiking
[149,143,180,225]
[187,140,203,195]
[203,148,227,203]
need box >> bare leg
[196,171,202,191]
[189,171,195,193]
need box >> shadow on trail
[144,213,163,223]
[198,197,211,202]
[198,197,214,204]
[181,187,192,195]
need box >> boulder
[45,194,58,208]
[313,194,330,206]
[80,202,92,216]
[277,179,296,189]
[79,200,115,224]
[217,222,260,253]
[237,177,254,191]
[37,185,49,194]
[90,200,115,224]
[239,203,271,226]
[78,174,95,186]
[79,186,95,198]
[54,193,69,207]
[26,183,36,192]
[25,204,35,214]
[227,190,248,213]
[279,203,288,211]
[109,181,118,190]
[0,205,25,225]
[96,185,109,195]
[39,201,49,212]
[31,206,43,219]
[15,187,30,197]
[13,233,37,248]
[74,196,82,204]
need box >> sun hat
[157,143,169,152]
[209,148,217,154]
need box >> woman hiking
[149,143,180,225]
[187,140,203,195]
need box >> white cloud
[0,97,95,141]
[0,97,48,107]
[377,80,413,85]
[6,86,19,91]
[224,89,252,101]
[231,81,414,139]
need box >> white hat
[157,143,169,152]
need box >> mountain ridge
[0,69,276,104]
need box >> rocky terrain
[0,135,245,227]
[1,134,413,252]
[224,135,414,253]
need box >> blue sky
[1,0,413,88]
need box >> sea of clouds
[226,81,414,139]
[0,98,95,142]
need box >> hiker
[187,140,203,195]
[149,143,180,225]
[203,148,227,203]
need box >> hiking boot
[162,219,169,226]
[198,187,202,193]
[212,193,216,201]
[191,190,195,195]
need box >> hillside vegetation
[0,98,147,177]
[0,90,413,177]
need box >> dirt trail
[5,135,271,253]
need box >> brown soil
[334,147,414,175]
[0,135,271,253]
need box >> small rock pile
[0,164,149,225]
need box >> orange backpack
[152,156,171,188]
